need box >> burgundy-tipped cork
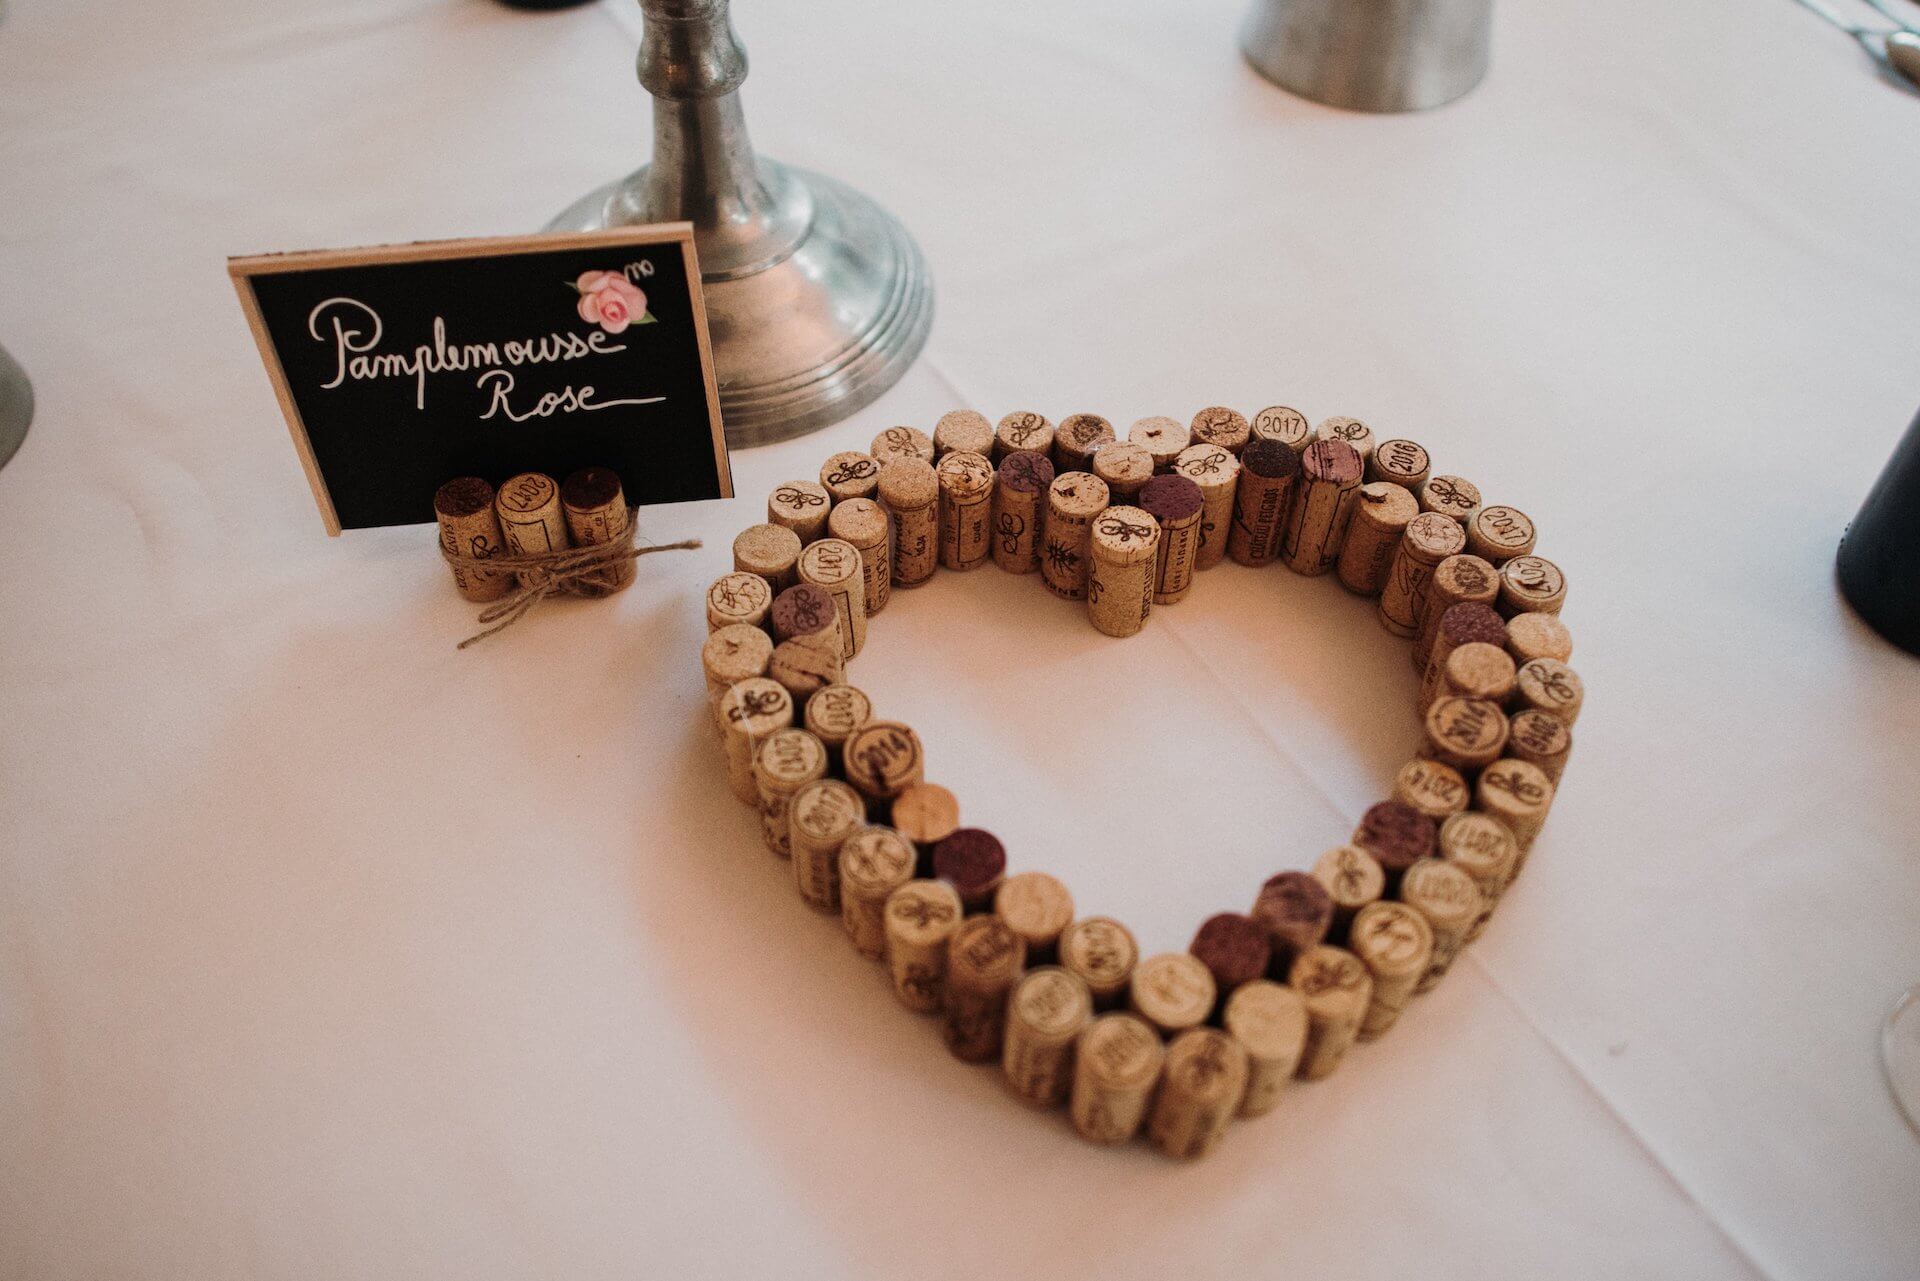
[1189,912,1272,998]
[932,828,1007,909]
[1138,473,1205,522]
[1241,438,1302,481]
[1352,800,1437,879]
[1251,870,1335,971]
[997,450,1056,494]
[770,583,836,645]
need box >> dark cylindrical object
[1838,409,1920,655]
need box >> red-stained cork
[932,828,1007,909]
[1189,913,1271,998]
[1302,437,1365,485]
[434,476,494,518]
[1437,601,1508,650]
[1138,473,1205,523]
[770,583,837,646]
[1251,871,1335,969]
[561,466,624,510]
[1352,800,1438,879]
[1240,438,1303,481]
[998,449,1056,494]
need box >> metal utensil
[1240,0,1493,113]
[1791,0,1920,90]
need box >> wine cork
[1508,707,1573,783]
[890,781,960,864]
[1400,857,1483,992]
[1515,657,1585,725]
[1091,440,1154,500]
[495,472,569,584]
[1476,758,1556,856]
[826,497,892,618]
[942,914,1027,1063]
[932,828,1006,911]
[797,537,866,659]
[1190,406,1251,455]
[876,458,939,589]
[991,450,1055,574]
[1288,945,1373,1079]
[1423,696,1511,772]
[1421,601,1507,703]
[733,522,803,592]
[1465,504,1537,564]
[804,683,873,768]
[1498,555,1567,617]
[1250,405,1314,453]
[1223,980,1308,1117]
[718,677,792,805]
[1366,438,1431,490]
[884,879,964,1013]
[819,451,882,505]
[1002,967,1093,1108]
[1053,413,1116,473]
[706,570,774,633]
[770,583,842,659]
[1060,916,1139,1010]
[1419,474,1482,524]
[870,425,935,467]
[1251,870,1334,974]
[994,410,1055,462]
[433,477,513,602]
[1312,844,1385,940]
[1188,913,1271,1006]
[936,450,995,572]
[839,826,916,959]
[1376,512,1467,637]
[842,720,925,809]
[1350,901,1433,1040]
[1128,951,1216,1037]
[1171,443,1241,571]
[560,466,634,595]
[1279,438,1365,576]
[1392,757,1470,824]
[995,871,1075,963]
[933,409,995,460]
[1071,1012,1165,1144]
[1505,613,1572,667]
[1414,554,1501,672]
[1138,474,1204,605]
[1040,471,1110,601]
[767,480,832,545]
[1128,416,1191,471]
[1148,1028,1249,1160]
[1436,641,1518,709]
[1441,811,1520,941]
[753,727,828,858]
[1352,799,1438,889]
[1226,438,1300,567]
[1317,416,1374,463]
[702,624,774,730]
[1334,481,1419,596]
[1087,505,1160,638]
[767,639,842,702]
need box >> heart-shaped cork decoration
[700,408,1582,1161]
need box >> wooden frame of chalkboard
[230,224,730,535]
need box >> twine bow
[438,509,699,649]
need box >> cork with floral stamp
[1250,405,1314,453]
[838,825,916,959]
[1476,758,1556,858]
[803,683,872,772]
[1227,438,1301,566]
[767,640,842,704]
[842,720,926,812]
[1280,438,1366,576]
[1128,952,1216,1038]
[1506,612,1573,667]
[942,913,1027,1063]
[1190,406,1251,456]
[1377,511,1467,638]
[819,451,882,505]
[869,425,935,467]
[1128,415,1191,472]
[1053,412,1116,474]
[1312,844,1385,941]
[1335,481,1420,596]
[1515,657,1585,726]
[1423,696,1511,773]
[994,410,1054,463]
[826,497,891,618]
[1366,438,1431,491]
[789,777,865,913]
[767,479,832,545]
[1350,900,1434,1039]
[701,623,774,733]
[1465,504,1537,565]
[1419,474,1482,525]
[1414,553,1500,671]
[1287,945,1373,1079]
[935,449,996,572]
[434,477,513,602]
[1139,473,1205,605]
[1087,504,1161,638]
[933,409,995,461]
[718,677,793,805]
[1040,470,1110,601]
[991,450,1055,575]
[1002,966,1093,1108]
[770,583,842,662]
[733,522,803,593]
[884,879,965,1014]
[1400,857,1483,992]
[1431,641,1517,712]
[1172,442,1241,571]
[1070,1012,1166,1144]
[1439,811,1520,941]
[1091,440,1155,501]
[876,458,939,588]
[1393,756,1470,826]
[1223,979,1308,1117]
[495,472,569,584]
[706,570,774,634]
[560,466,634,595]
[1149,1027,1250,1160]
[1060,916,1139,1010]
[1498,554,1566,618]
[1507,707,1572,783]
[752,727,828,859]
[797,537,866,659]
[1252,870,1335,975]
[1317,415,1375,464]
[995,871,1075,964]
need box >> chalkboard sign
[230,225,730,534]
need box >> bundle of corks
[700,408,1582,1159]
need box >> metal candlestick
[1240,0,1492,114]
[549,0,933,448]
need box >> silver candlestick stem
[549,0,933,448]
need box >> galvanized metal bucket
[1240,0,1493,113]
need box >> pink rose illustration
[574,270,650,334]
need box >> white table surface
[3,0,1918,1277]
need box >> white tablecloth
[3,0,1917,1277]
